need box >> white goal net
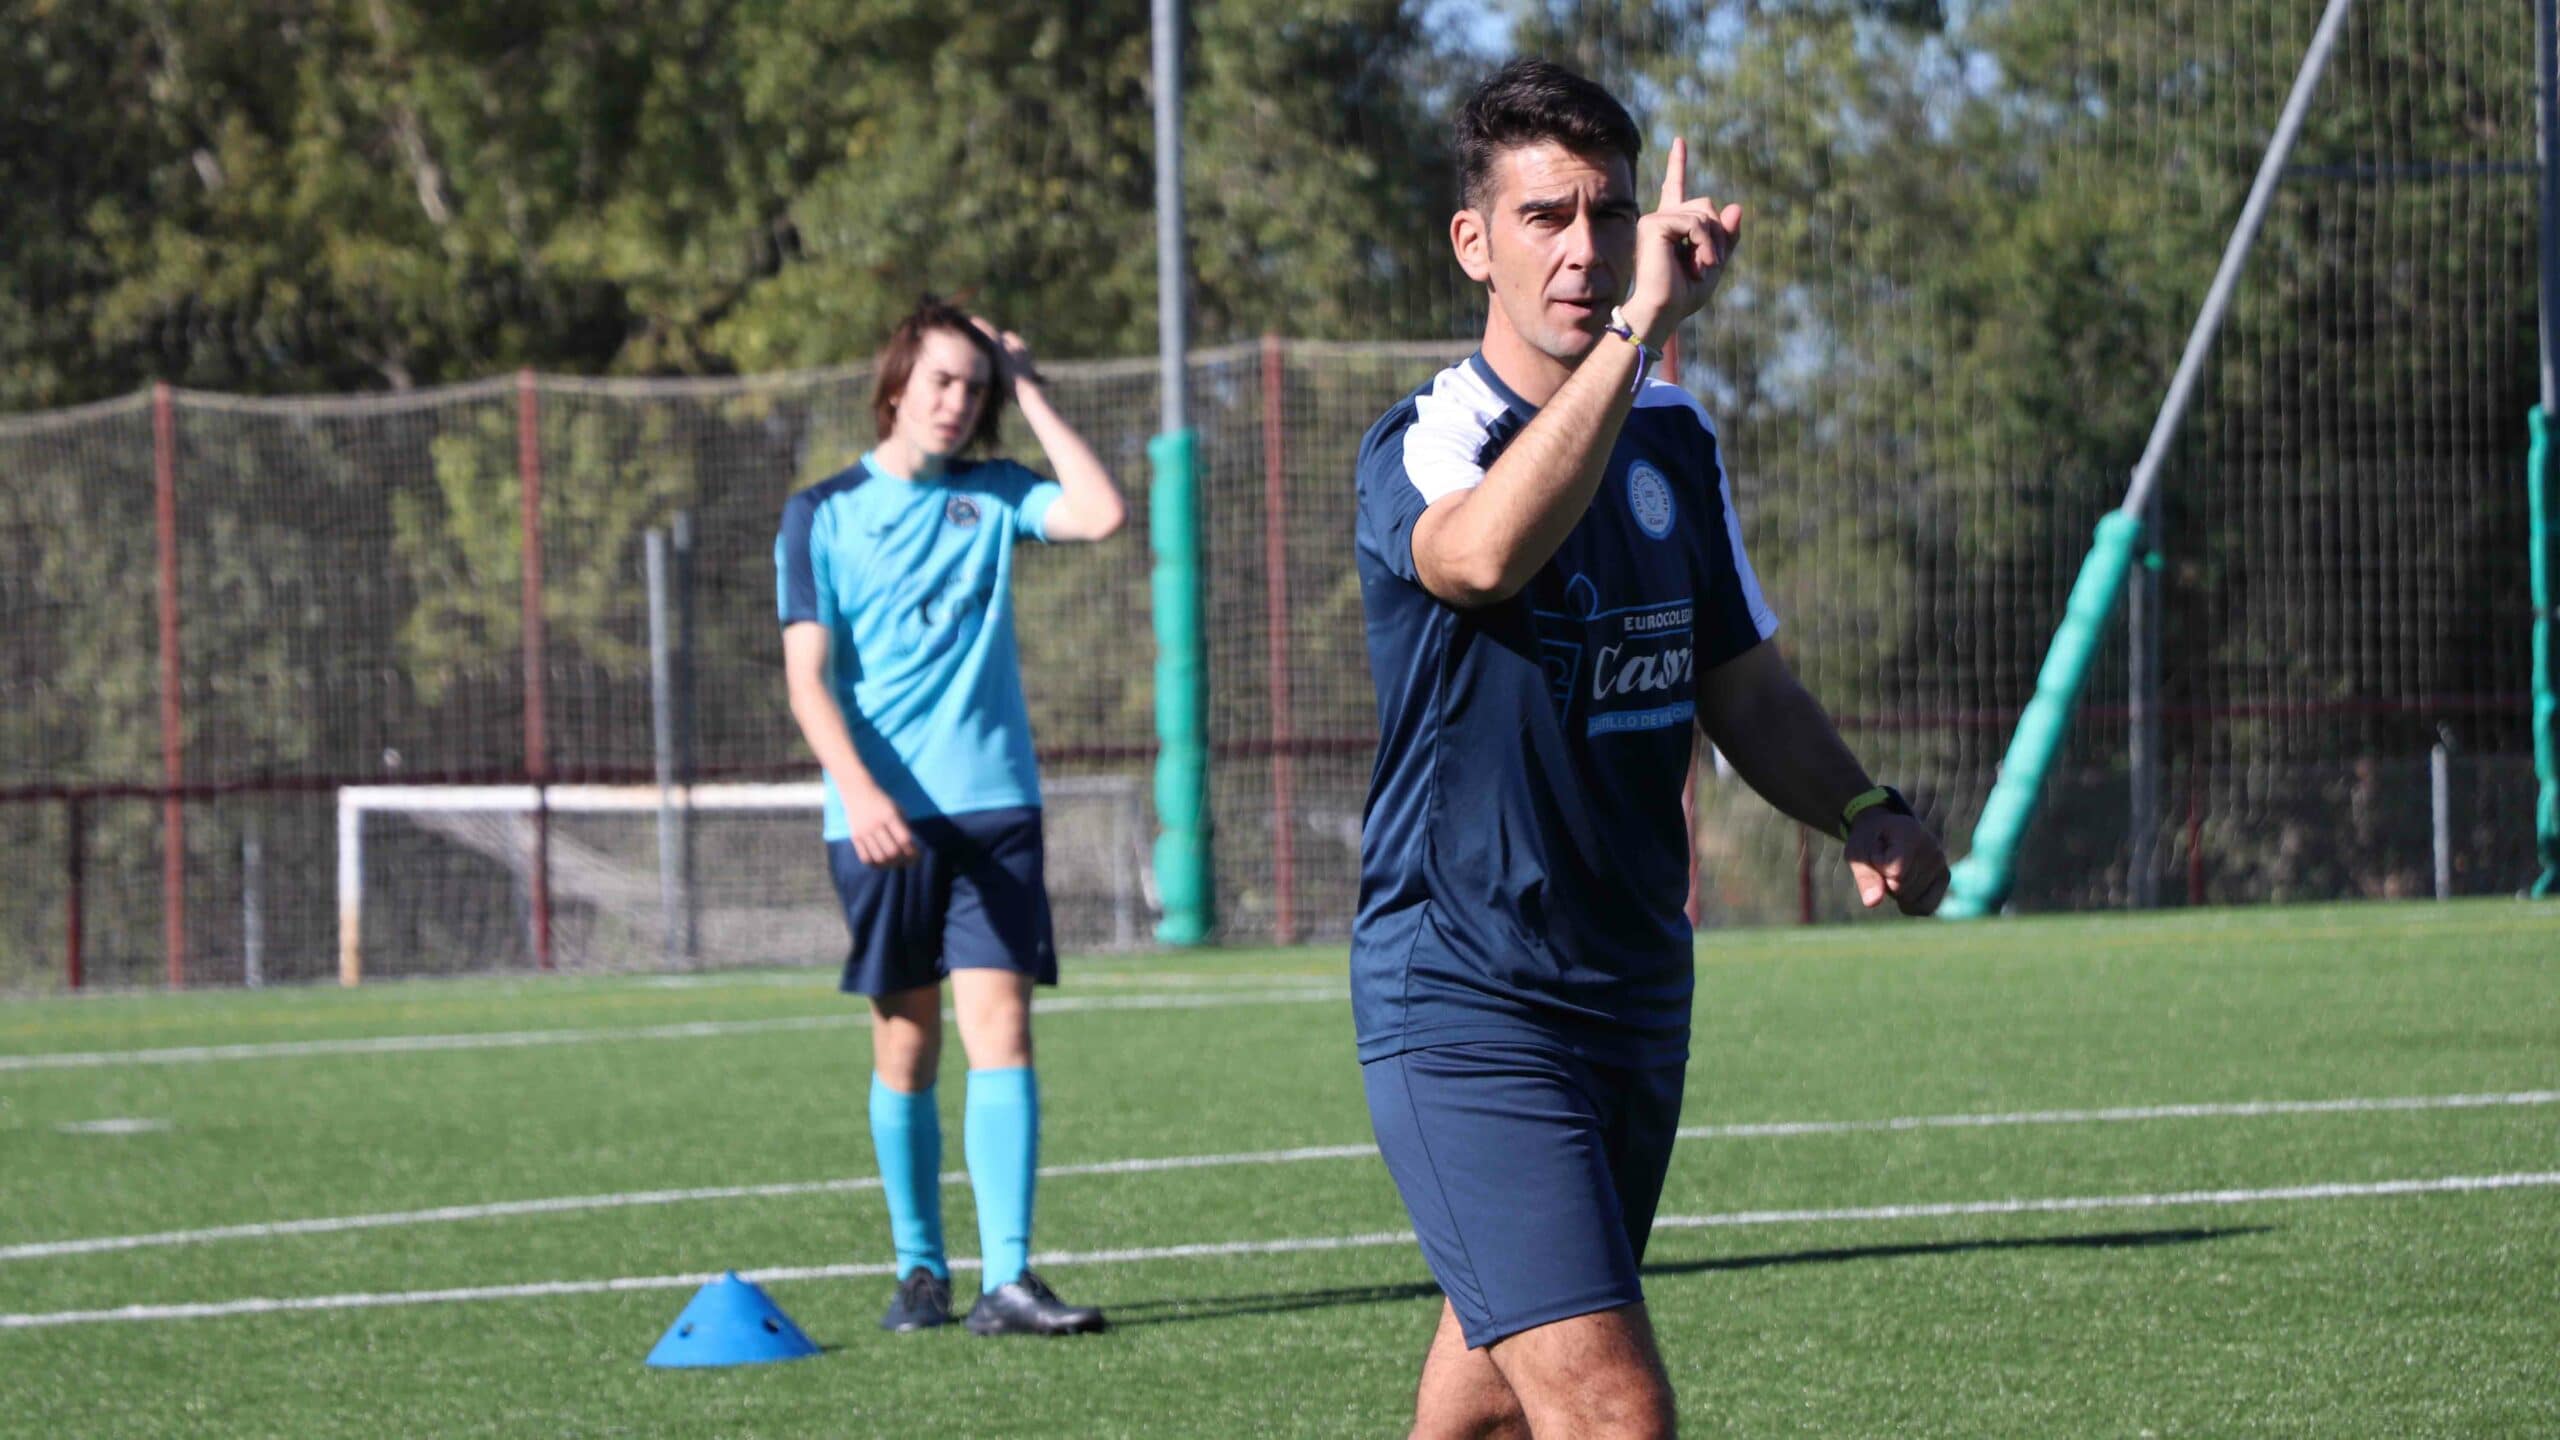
[336,779,1150,982]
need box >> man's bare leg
[1413,1299,1531,1440]
[1481,1304,1673,1440]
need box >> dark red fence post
[153,382,186,987]
[65,795,85,990]
[517,370,553,970]
[1260,335,1299,944]
[1663,338,1707,926]
[1796,826,1815,925]
[1682,747,1704,927]
[2186,750,2206,907]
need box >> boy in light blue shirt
[777,296,1127,1337]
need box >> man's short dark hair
[1455,59,1642,212]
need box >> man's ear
[1451,208,1493,285]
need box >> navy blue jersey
[1351,354,1778,1066]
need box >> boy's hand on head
[970,316,1040,390]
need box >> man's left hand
[1845,813,1949,916]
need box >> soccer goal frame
[335,779,1147,984]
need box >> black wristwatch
[1837,785,1914,841]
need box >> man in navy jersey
[1354,61,1948,1436]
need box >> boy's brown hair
[870,295,1005,452]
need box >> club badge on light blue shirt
[776,453,1064,836]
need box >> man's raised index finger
[1661,136,1686,210]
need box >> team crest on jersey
[1627,461,1675,540]
[946,497,982,528]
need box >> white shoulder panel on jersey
[1402,361,1509,505]
[1632,375,1715,426]
[1632,377,1778,639]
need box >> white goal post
[336,779,1148,985]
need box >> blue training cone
[646,1271,822,1368]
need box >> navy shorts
[1363,1039,1686,1349]
[825,805,1057,996]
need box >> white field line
[1647,1172,2560,1233]
[634,969,1326,992]
[0,986,1347,1073]
[7,1090,2552,1264]
[53,1119,174,1136]
[1675,1089,2560,1140]
[4,1171,2554,1331]
[0,1144,1380,1261]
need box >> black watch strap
[1838,785,1914,840]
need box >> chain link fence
[2,0,2542,988]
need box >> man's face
[1455,142,1641,365]
[892,328,991,458]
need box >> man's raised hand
[1622,137,1744,347]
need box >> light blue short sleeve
[1015,478,1065,542]
[979,460,1064,542]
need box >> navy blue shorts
[825,805,1057,997]
[1363,1039,1686,1349]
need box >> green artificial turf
[2,901,2553,1436]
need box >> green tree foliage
[1491,0,2531,910]
[1,0,1466,410]
[0,2,2538,978]
[394,407,694,703]
[1514,0,2530,704]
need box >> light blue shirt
[776,452,1063,834]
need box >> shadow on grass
[1102,1225,2271,1329]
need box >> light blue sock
[868,1075,947,1281]
[964,1066,1039,1291]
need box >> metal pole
[1115,788,1137,950]
[2533,0,2560,898]
[1149,0,1213,944]
[2121,0,2357,522]
[647,529,682,970]
[673,509,699,959]
[1154,0,1187,435]
[242,817,265,987]
[154,382,186,987]
[338,791,364,986]
[2128,495,2163,908]
[517,369,553,970]
[1260,334,1297,944]
[2430,737,2452,901]
[2539,0,2559,414]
